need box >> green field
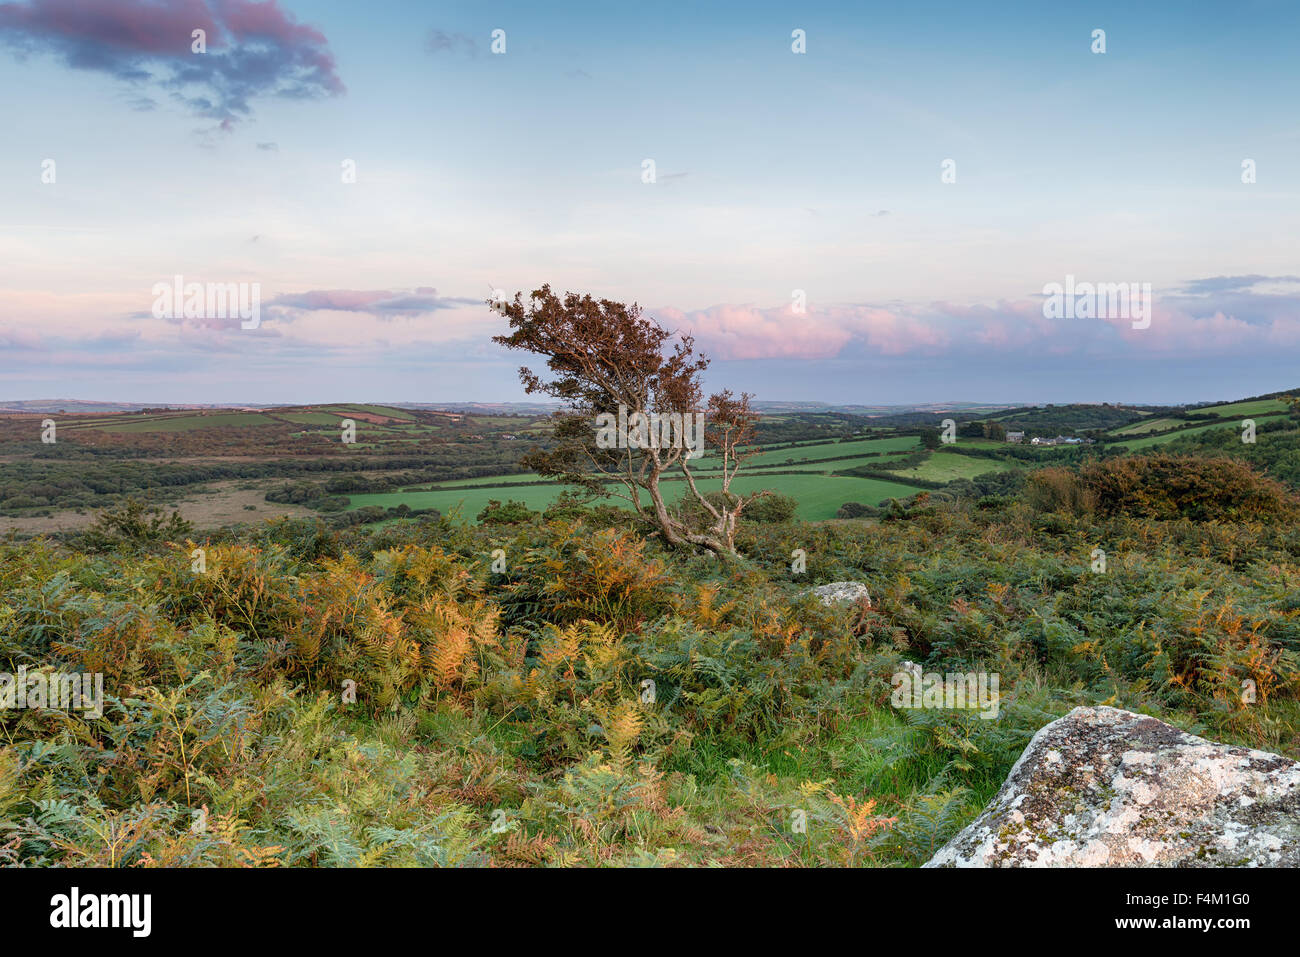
[276,412,349,426]
[409,473,543,489]
[744,435,919,467]
[1109,401,1291,441]
[315,403,418,421]
[356,434,934,521]
[881,450,1020,483]
[688,452,908,476]
[466,415,534,427]
[95,412,280,432]
[1110,420,1246,449]
[1194,399,1289,417]
[1112,417,1186,436]
[706,473,924,517]
[58,413,158,428]
[348,469,926,522]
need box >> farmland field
[705,473,924,517]
[6,394,1294,533]
[1195,398,1290,417]
[880,450,1021,483]
[347,470,926,521]
[90,412,280,432]
[744,435,918,466]
[734,453,914,473]
[354,434,936,522]
[276,412,353,426]
[1111,417,1185,435]
[1110,419,1249,449]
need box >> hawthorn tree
[491,285,766,556]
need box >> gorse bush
[1027,454,1298,521]
[2,497,1298,866]
[73,498,194,553]
[476,499,538,525]
[738,492,799,523]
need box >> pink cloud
[659,301,954,361]
[653,290,1300,363]
[659,303,855,360]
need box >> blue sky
[1,0,1297,406]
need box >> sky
[1,0,1298,406]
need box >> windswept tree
[491,285,765,556]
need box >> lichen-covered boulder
[924,706,1300,867]
[807,582,871,606]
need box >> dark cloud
[0,0,344,130]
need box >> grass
[411,473,542,489]
[275,412,349,426]
[1195,399,1290,417]
[95,412,280,432]
[881,451,1020,483]
[743,436,919,468]
[466,415,534,427]
[1111,417,1186,436]
[309,403,418,421]
[671,473,925,518]
[349,471,927,521]
[1110,419,1251,449]
[377,436,930,521]
[693,451,915,474]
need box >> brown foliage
[491,285,766,555]
[1026,454,1298,521]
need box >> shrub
[1027,454,1297,521]
[741,493,798,523]
[476,499,537,525]
[541,490,592,523]
[74,498,193,553]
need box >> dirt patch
[169,484,318,530]
[0,481,318,537]
[0,511,98,536]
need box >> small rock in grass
[807,581,871,606]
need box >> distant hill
[0,399,221,414]
[391,402,562,415]
[751,400,1020,415]
[3,390,1292,420]
[0,398,1024,417]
